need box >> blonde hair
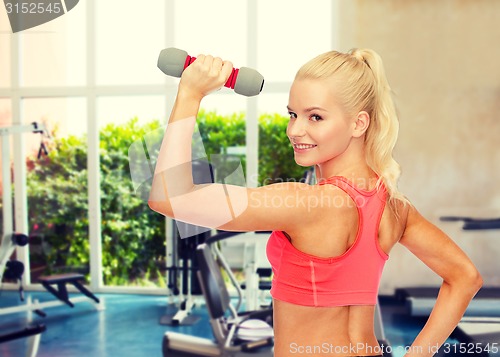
[296,49,409,206]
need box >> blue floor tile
[0,291,482,357]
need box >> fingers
[221,60,234,80]
[180,53,234,99]
[195,54,232,80]
[212,56,223,71]
[210,56,223,77]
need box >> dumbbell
[157,47,264,97]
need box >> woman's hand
[178,54,234,102]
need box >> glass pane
[98,96,166,286]
[197,94,248,188]
[174,0,247,66]
[0,8,10,87]
[97,96,166,127]
[257,0,332,82]
[0,99,11,126]
[20,3,86,86]
[23,98,88,283]
[96,0,165,85]
[0,2,10,33]
[200,92,247,116]
[258,92,289,116]
[257,93,304,185]
[0,99,12,244]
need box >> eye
[310,114,323,122]
[288,111,297,119]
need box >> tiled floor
[1,291,194,357]
[0,291,483,357]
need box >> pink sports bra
[266,176,388,307]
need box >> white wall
[339,0,500,293]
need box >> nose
[287,117,307,139]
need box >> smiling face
[287,78,356,168]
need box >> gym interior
[1,1,499,356]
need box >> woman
[148,49,482,357]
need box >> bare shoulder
[247,180,357,210]
[219,180,355,232]
[375,197,411,254]
[398,202,482,284]
[399,202,451,250]
[401,202,433,235]
[253,180,362,257]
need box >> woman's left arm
[399,205,483,356]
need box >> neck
[314,140,376,189]
[316,163,374,182]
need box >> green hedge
[23,111,305,286]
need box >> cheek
[319,122,351,144]
[316,123,352,153]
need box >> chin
[294,158,316,167]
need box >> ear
[352,111,370,138]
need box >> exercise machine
[395,286,500,317]
[451,216,500,356]
[0,232,46,357]
[0,123,100,356]
[0,123,50,357]
[396,216,500,355]
[160,154,257,326]
[160,160,214,326]
[160,219,208,326]
[163,230,274,357]
[396,214,500,317]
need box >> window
[24,98,88,282]
[95,0,164,86]
[0,10,11,87]
[257,0,333,82]
[97,96,165,287]
[1,0,339,292]
[20,7,86,87]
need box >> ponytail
[296,49,409,206]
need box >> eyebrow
[287,105,327,113]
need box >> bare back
[272,183,408,357]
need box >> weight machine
[0,122,49,356]
[0,123,100,357]
[159,159,214,326]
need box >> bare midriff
[273,299,383,357]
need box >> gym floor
[0,291,472,357]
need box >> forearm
[149,91,202,211]
[168,89,203,124]
[156,90,201,172]
[405,280,481,356]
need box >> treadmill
[397,216,500,356]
